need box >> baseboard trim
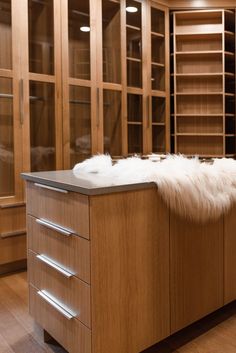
[0,259,27,275]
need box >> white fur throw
[73,154,236,222]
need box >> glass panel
[103,90,122,156]
[127,94,142,122]
[30,81,55,171]
[127,60,142,88]
[126,0,142,88]
[151,8,164,35]
[0,0,12,69]
[152,65,165,91]
[102,0,121,83]
[127,27,141,59]
[152,35,164,64]
[68,1,90,80]
[0,77,14,196]
[152,126,165,152]
[69,85,91,166]
[28,0,54,75]
[128,125,142,154]
[127,93,143,154]
[152,97,165,123]
[126,0,141,29]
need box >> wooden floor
[1,272,236,353]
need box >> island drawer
[29,284,91,353]
[27,215,90,284]
[26,181,90,239]
[28,250,91,328]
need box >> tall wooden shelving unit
[171,9,236,157]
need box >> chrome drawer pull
[37,290,75,320]
[36,254,73,278]
[34,183,68,194]
[36,218,73,237]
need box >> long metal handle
[97,87,100,127]
[36,254,73,278]
[147,95,151,128]
[19,79,24,125]
[37,290,75,320]
[36,218,73,237]
[34,183,68,194]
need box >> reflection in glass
[28,0,54,75]
[127,94,142,122]
[70,85,91,166]
[102,0,121,83]
[0,0,12,69]
[151,8,164,35]
[69,1,90,80]
[30,81,55,172]
[127,60,142,88]
[152,65,165,91]
[152,35,164,64]
[128,124,142,154]
[152,126,165,152]
[0,77,14,196]
[126,0,141,28]
[104,90,122,156]
[127,27,141,59]
[152,97,165,123]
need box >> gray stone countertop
[21,170,156,196]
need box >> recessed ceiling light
[80,26,90,32]
[126,6,138,13]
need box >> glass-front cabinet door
[149,2,169,153]
[27,0,62,172]
[61,0,92,168]
[0,0,23,203]
[126,0,143,154]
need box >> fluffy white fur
[73,154,236,222]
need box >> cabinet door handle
[147,95,151,128]
[37,290,75,320]
[34,183,68,193]
[36,218,73,237]
[19,79,24,125]
[97,87,100,127]
[36,254,73,278]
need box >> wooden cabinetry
[171,9,236,157]
[62,0,170,168]
[25,180,170,353]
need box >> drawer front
[28,250,91,328]
[29,285,91,353]
[27,215,90,284]
[26,181,90,239]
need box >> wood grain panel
[28,250,91,328]
[27,214,90,284]
[26,181,89,239]
[170,212,224,333]
[29,284,91,353]
[90,188,170,353]
[0,235,26,266]
[224,204,236,304]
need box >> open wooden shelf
[171,9,236,157]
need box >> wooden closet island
[22,170,236,353]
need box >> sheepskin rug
[73,154,236,222]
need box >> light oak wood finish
[171,9,235,156]
[170,212,224,333]
[4,271,236,353]
[224,204,236,304]
[29,284,91,353]
[90,188,170,353]
[28,250,91,328]
[27,214,90,284]
[26,181,90,239]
